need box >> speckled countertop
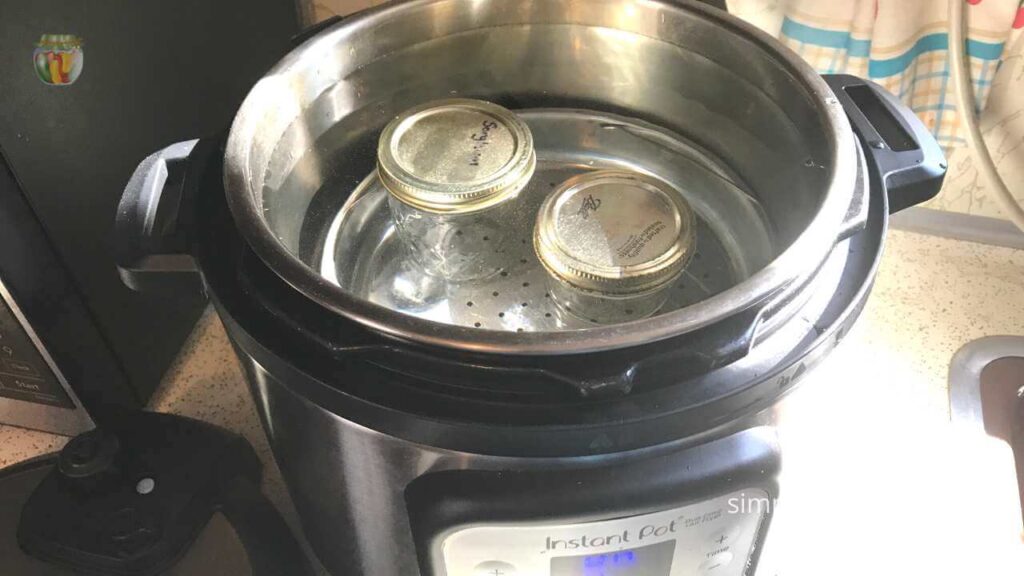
[1,229,1023,574]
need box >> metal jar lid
[534,170,697,295]
[377,99,536,214]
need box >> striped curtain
[732,0,1024,148]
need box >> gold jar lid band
[534,170,697,294]
[377,99,535,214]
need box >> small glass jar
[534,170,697,324]
[377,99,535,282]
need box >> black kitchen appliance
[115,1,946,575]
[5,412,310,576]
[0,0,301,433]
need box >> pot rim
[222,0,860,355]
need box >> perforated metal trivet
[311,109,774,333]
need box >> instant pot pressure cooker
[116,1,945,574]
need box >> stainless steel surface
[321,109,764,331]
[223,0,860,353]
[0,276,93,436]
[378,98,535,213]
[442,488,766,576]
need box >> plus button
[473,561,517,576]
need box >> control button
[0,373,72,407]
[136,477,156,495]
[0,375,49,395]
[699,551,734,573]
[3,358,40,377]
[707,525,741,547]
[473,561,518,576]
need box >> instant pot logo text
[540,509,725,553]
[468,120,499,167]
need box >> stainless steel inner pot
[223,0,860,354]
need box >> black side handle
[824,74,947,213]
[115,139,217,295]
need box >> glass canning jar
[377,99,535,282]
[534,170,697,324]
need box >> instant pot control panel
[443,488,766,575]
[407,428,779,576]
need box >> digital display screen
[550,541,676,576]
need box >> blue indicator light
[583,550,638,573]
[551,540,675,576]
